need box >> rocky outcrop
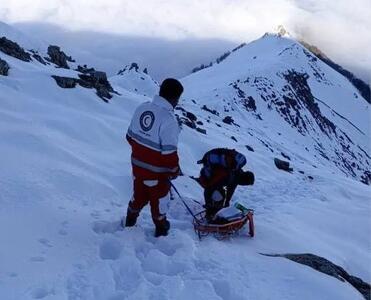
[261,253,371,300]
[47,45,75,69]
[30,50,47,65]
[0,37,31,62]
[117,62,140,75]
[51,76,77,88]
[76,65,95,74]
[0,57,9,76]
[78,71,116,101]
[175,107,206,134]
[52,70,118,102]
[274,158,293,172]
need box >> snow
[0,21,45,51]
[0,25,370,300]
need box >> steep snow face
[0,24,370,300]
[110,63,159,98]
[182,34,370,183]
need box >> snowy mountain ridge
[0,23,370,300]
[182,33,369,183]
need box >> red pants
[127,179,170,226]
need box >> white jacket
[126,95,180,179]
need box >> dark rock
[182,118,196,129]
[282,70,336,137]
[186,111,197,122]
[78,71,116,101]
[244,96,257,112]
[143,67,148,74]
[196,127,207,134]
[245,145,254,152]
[47,45,74,69]
[76,65,95,74]
[52,70,117,101]
[0,58,10,76]
[360,171,371,185]
[274,158,293,172]
[231,136,238,142]
[299,170,305,174]
[201,105,219,116]
[222,116,234,125]
[30,50,46,65]
[196,121,203,126]
[51,75,77,88]
[281,152,291,161]
[261,253,371,300]
[191,62,213,73]
[129,62,139,72]
[308,175,314,180]
[0,37,31,62]
[117,62,142,75]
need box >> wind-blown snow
[0,27,370,300]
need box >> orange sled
[192,209,255,240]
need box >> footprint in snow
[30,256,45,262]
[92,220,122,234]
[31,287,54,299]
[99,238,121,260]
[38,238,53,248]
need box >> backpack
[198,148,246,172]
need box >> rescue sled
[192,209,254,240]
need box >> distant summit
[111,63,159,97]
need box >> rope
[169,182,198,220]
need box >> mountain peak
[117,62,148,75]
[276,25,290,37]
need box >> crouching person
[195,148,255,221]
[123,78,183,237]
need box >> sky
[0,0,370,81]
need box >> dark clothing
[197,148,254,219]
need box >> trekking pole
[169,182,198,219]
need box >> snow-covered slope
[182,33,370,183]
[110,63,159,98]
[0,21,45,51]
[0,24,370,300]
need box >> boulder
[222,116,234,125]
[47,45,74,69]
[0,37,31,62]
[51,76,77,88]
[52,69,117,101]
[274,158,293,172]
[0,58,9,76]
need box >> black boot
[123,215,137,227]
[155,220,170,237]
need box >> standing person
[123,78,183,237]
[195,148,255,221]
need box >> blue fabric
[208,153,227,167]
[235,153,246,169]
[201,166,212,178]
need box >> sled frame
[192,210,254,240]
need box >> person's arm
[234,152,247,170]
[225,182,238,207]
[159,117,180,177]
